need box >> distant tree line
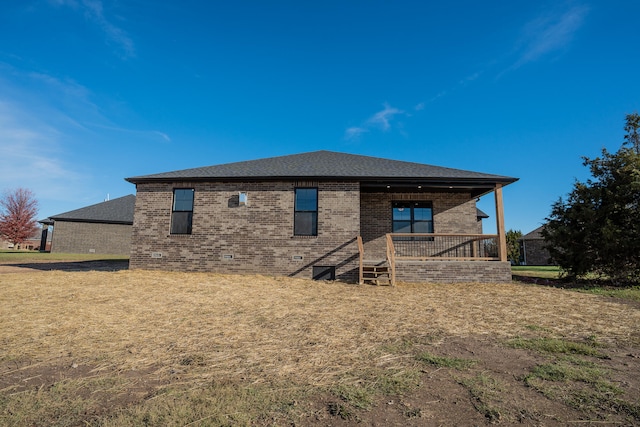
[506,229,522,265]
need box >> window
[294,188,318,236]
[171,188,194,234]
[392,201,433,233]
[312,265,335,280]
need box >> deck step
[361,264,392,285]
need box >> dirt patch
[6,336,633,426]
[298,335,640,426]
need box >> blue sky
[1,1,638,234]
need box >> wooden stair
[361,262,392,285]
[357,235,396,286]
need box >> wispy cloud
[345,127,368,140]
[26,73,100,126]
[415,70,482,109]
[0,101,85,203]
[416,4,588,105]
[459,72,480,86]
[508,4,589,72]
[49,0,135,58]
[345,103,406,140]
[0,66,168,215]
[366,103,404,131]
[3,63,170,143]
[28,72,91,100]
[153,131,171,142]
[86,123,172,143]
[425,91,447,104]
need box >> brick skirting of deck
[395,260,512,283]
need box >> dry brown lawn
[1,268,639,425]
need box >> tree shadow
[512,274,634,289]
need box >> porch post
[494,184,508,262]
[39,226,48,252]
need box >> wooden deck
[358,233,507,285]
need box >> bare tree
[0,188,40,249]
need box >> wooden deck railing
[388,233,500,261]
[358,233,498,285]
[357,235,364,284]
[385,234,396,285]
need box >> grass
[508,333,640,423]
[459,373,504,422]
[512,265,640,302]
[326,356,423,415]
[1,268,639,425]
[576,286,640,302]
[523,359,637,418]
[373,368,422,396]
[100,382,304,427]
[525,362,615,388]
[512,265,561,279]
[506,337,606,358]
[330,383,375,410]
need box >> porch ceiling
[359,180,497,198]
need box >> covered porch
[357,181,512,285]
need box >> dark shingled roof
[125,150,517,185]
[476,208,489,219]
[521,225,545,240]
[43,195,135,225]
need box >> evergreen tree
[506,229,522,265]
[543,113,640,284]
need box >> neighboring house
[1,230,49,250]
[23,229,49,251]
[519,226,553,266]
[40,195,135,255]
[1,237,14,249]
[476,208,489,234]
[125,151,518,283]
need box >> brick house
[0,231,48,250]
[519,226,553,266]
[476,208,489,234]
[125,151,518,283]
[41,195,135,255]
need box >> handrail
[364,233,497,285]
[390,233,499,238]
[388,233,500,261]
[357,235,364,285]
[385,234,396,286]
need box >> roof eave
[48,218,133,225]
[125,175,518,186]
